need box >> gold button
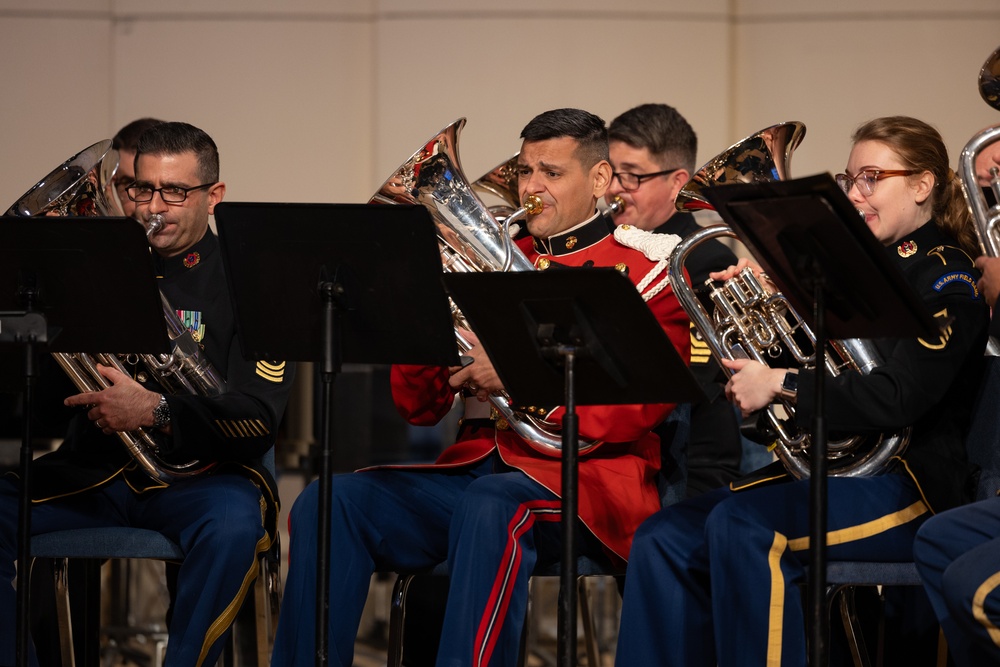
[538,257,551,270]
[615,262,628,273]
[620,224,631,230]
[565,236,578,250]
[496,419,510,431]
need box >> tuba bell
[668,122,911,478]
[370,118,597,453]
[5,141,225,484]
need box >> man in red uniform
[272,108,690,667]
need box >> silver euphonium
[960,44,1000,256]
[668,122,911,478]
[5,140,226,484]
[370,118,597,453]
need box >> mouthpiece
[856,208,866,222]
[524,194,544,216]
[608,195,626,215]
[146,213,165,238]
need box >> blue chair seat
[32,528,185,561]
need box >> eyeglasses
[834,169,917,197]
[612,168,681,192]
[126,182,216,204]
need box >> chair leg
[578,577,601,667]
[829,584,880,667]
[387,574,417,667]
[254,546,282,666]
[49,558,76,667]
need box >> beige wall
[2,1,998,211]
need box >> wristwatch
[152,394,171,428]
[779,370,799,402]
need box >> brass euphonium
[668,122,911,478]
[370,118,597,453]
[5,140,225,484]
[959,45,1000,256]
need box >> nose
[147,189,170,214]
[519,173,544,201]
[845,180,865,204]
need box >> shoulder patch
[932,271,980,298]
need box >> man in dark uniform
[0,121,294,667]
[605,103,765,497]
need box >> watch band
[152,394,171,428]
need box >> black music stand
[0,217,168,667]
[444,268,702,667]
[213,202,457,667]
[701,173,939,667]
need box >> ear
[592,160,612,200]
[911,170,935,205]
[206,181,226,214]
[667,169,691,202]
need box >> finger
[976,255,989,270]
[96,364,127,383]
[721,358,751,372]
[64,392,100,407]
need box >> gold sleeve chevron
[256,360,286,383]
[689,322,711,365]
[215,419,271,438]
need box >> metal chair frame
[27,449,281,667]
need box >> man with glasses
[111,117,164,219]
[0,121,294,666]
[606,103,760,498]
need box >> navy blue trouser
[271,454,606,667]
[0,474,267,667]
[915,495,1000,666]
[615,473,927,667]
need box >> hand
[976,256,1000,308]
[721,358,786,417]
[709,258,776,292]
[447,329,504,402]
[64,364,161,434]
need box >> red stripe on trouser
[473,500,562,667]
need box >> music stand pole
[315,282,341,667]
[15,324,42,667]
[808,282,829,666]
[556,347,579,667]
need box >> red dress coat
[390,216,691,565]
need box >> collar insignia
[564,236,578,250]
[183,251,201,268]
[897,240,917,258]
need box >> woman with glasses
[614,116,988,667]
